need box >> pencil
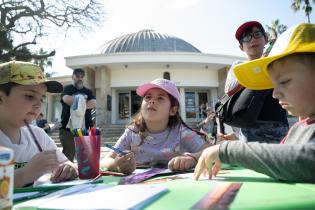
[104,144,127,155]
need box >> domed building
[47,29,244,127]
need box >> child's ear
[239,44,244,51]
[169,106,178,116]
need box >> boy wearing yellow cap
[194,23,315,183]
[0,61,78,187]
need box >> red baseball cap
[235,21,263,41]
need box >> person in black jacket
[59,68,96,161]
[221,21,288,143]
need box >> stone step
[49,132,119,148]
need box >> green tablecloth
[14,168,315,210]
[140,168,315,210]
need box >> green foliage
[264,20,288,56]
[265,20,288,40]
[0,0,105,72]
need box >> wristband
[183,152,198,164]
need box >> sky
[37,0,315,76]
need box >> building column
[95,66,111,126]
[46,94,53,122]
[179,88,186,122]
[111,89,117,124]
[211,88,218,108]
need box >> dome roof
[99,29,201,54]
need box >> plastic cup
[74,135,101,179]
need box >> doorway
[185,91,209,122]
[117,90,142,124]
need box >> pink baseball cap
[136,78,180,103]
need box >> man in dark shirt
[59,68,96,161]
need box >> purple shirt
[114,124,206,165]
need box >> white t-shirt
[0,125,67,166]
[224,60,244,94]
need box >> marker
[105,144,127,155]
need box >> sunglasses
[241,31,264,43]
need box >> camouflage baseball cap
[0,61,63,93]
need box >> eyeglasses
[241,31,264,43]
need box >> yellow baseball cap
[0,61,63,93]
[233,23,315,90]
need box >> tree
[291,0,315,23]
[263,20,287,57]
[33,48,52,70]
[265,20,288,40]
[0,0,105,64]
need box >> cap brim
[233,53,291,90]
[45,80,63,93]
[136,83,165,97]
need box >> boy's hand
[116,152,136,175]
[25,150,59,180]
[194,145,221,180]
[50,161,78,183]
[168,155,196,171]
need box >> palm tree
[263,20,288,56]
[291,0,315,23]
[265,20,288,40]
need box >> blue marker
[105,144,127,155]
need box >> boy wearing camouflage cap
[0,61,78,187]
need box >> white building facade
[46,30,244,126]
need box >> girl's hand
[51,161,78,183]
[194,145,222,180]
[25,150,59,180]
[116,152,136,175]
[168,155,196,171]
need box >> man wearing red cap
[221,21,288,143]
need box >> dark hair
[240,25,266,45]
[73,68,85,76]
[128,93,206,145]
[0,82,19,95]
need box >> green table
[14,168,315,210]
[139,168,315,210]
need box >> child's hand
[116,152,136,175]
[168,155,196,171]
[50,161,78,183]
[194,145,221,180]
[217,133,237,141]
[25,150,59,180]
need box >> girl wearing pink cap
[101,78,210,174]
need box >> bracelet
[183,152,198,164]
